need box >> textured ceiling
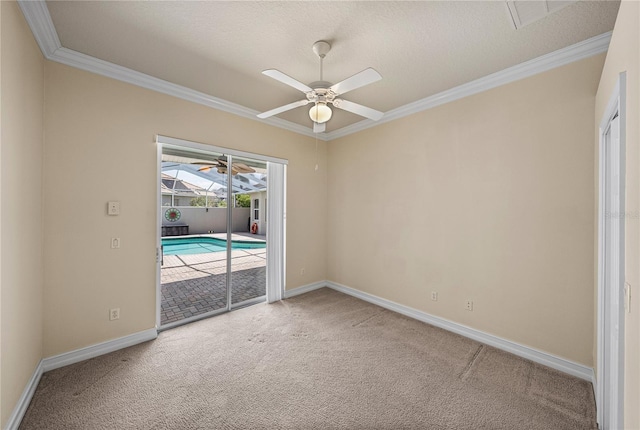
[46,1,619,132]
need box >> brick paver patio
[161,246,266,326]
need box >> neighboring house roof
[161,174,220,198]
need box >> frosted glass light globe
[309,103,332,123]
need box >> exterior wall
[328,55,604,366]
[594,1,640,427]
[0,2,44,426]
[249,191,267,235]
[43,61,327,357]
[161,207,250,234]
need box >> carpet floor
[20,288,596,429]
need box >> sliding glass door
[230,156,268,308]
[158,143,272,329]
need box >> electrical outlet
[300,268,306,275]
[111,238,121,249]
[109,308,120,321]
[465,300,473,311]
[431,292,438,301]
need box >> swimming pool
[162,237,266,256]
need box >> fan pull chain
[315,133,319,171]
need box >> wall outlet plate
[465,300,473,311]
[431,292,438,301]
[109,308,120,321]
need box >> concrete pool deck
[160,242,266,326]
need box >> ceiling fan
[192,156,255,176]
[257,40,384,133]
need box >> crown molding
[50,48,326,140]
[19,0,609,143]
[17,0,326,141]
[50,47,325,140]
[17,0,60,57]
[325,31,612,141]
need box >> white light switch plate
[108,201,120,215]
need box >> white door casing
[596,72,626,430]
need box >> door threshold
[158,307,228,332]
[231,295,267,310]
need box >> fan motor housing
[307,82,336,104]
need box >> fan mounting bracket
[312,41,331,59]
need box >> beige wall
[43,61,327,357]
[0,1,45,427]
[594,1,640,428]
[4,2,636,425]
[328,55,604,366]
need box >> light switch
[108,201,120,216]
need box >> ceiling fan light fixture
[258,40,384,129]
[309,102,332,124]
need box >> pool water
[162,237,266,256]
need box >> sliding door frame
[155,135,288,329]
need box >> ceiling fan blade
[257,99,310,119]
[313,122,326,133]
[329,68,382,96]
[232,162,256,174]
[262,69,313,93]
[192,162,218,166]
[333,99,384,121]
[192,161,219,172]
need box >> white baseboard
[5,328,158,429]
[592,372,601,428]
[283,281,326,299]
[325,281,594,382]
[4,361,43,430]
[42,328,158,372]
[8,286,595,429]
